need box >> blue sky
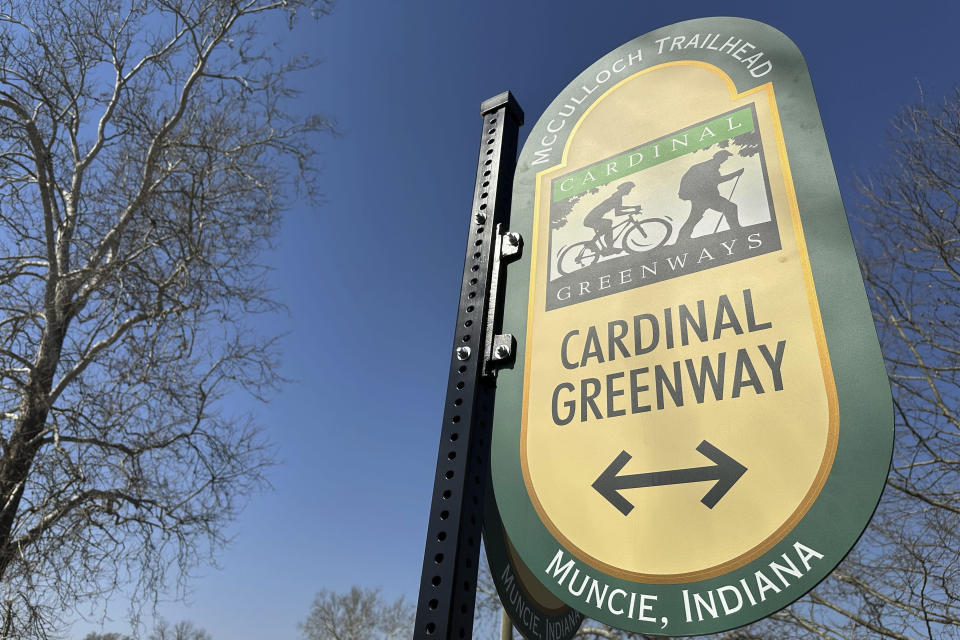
[73,1,960,638]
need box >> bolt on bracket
[491,334,515,361]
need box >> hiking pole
[712,171,742,233]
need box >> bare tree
[147,619,212,640]
[0,1,332,636]
[698,90,960,640]
[754,89,960,639]
[299,587,413,640]
[79,618,210,640]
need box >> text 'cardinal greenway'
[550,288,787,425]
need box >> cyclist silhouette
[676,150,744,240]
[582,182,636,255]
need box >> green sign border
[483,479,585,640]
[491,16,893,636]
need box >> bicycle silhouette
[556,208,672,276]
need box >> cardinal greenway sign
[490,17,893,636]
[483,481,584,640]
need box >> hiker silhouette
[582,182,636,255]
[677,150,744,240]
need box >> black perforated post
[414,92,523,640]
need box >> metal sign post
[413,92,523,640]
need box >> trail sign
[483,480,584,640]
[490,17,893,636]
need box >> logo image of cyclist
[582,181,637,255]
[676,149,744,240]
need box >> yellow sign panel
[520,62,838,582]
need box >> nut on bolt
[495,344,511,360]
[475,211,487,224]
[455,346,471,361]
[507,232,521,246]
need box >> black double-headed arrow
[592,440,747,516]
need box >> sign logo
[547,105,780,310]
[491,17,893,637]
